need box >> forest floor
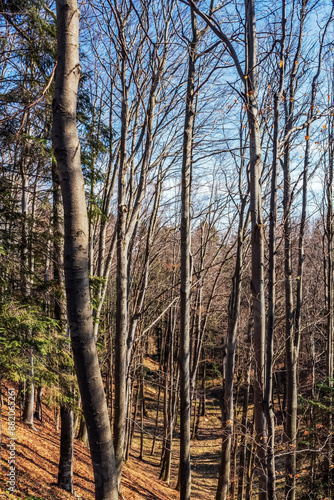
[0,357,224,500]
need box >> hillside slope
[0,381,181,500]
[0,371,222,500]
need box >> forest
[0,0,334,499]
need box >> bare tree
[264,3,286,497]
[183,0,268,496]
[179,3,199,498]
[53,1,118,498]
[216,136,249,500]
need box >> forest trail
[0,363,223,500]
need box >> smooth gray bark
[53,2,118,498]
[264,6,286,496]
[186,1,267,496]
[325,117,334,491]
[114,40,129,486]
[113,8,168,485]
[282,5,306,498]
[52,160,74,494]
[22,351,34,427]
[325,122,334,486]
[179,6,198,499]
[216,177,247,500]
[245,1,267,497]
[20,163,35,428]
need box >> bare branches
[0,63,57,134]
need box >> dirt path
[0,366,224,499]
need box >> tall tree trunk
[282,5,306,497]
[179,6,198,499]
[264,7,286,497]
[53,2,118,498]
[283,136,297,500]
[264,95,279,500]
[112,7,165,485]
[325,114,334,493]
[216,174,247,500]
[182,2,267,495]
[114,42,129,488]
[20,164,35,429]
[161,307,177,484]
[245,0,267,497]
[53,160,74,493]
[93,96,118,341]
[151,323,165,456]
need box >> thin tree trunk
[191,376,198,440]
[230,430,238,500]
[325,113,334,492]
[216,186,247,500]
[202,360,206,417]
[20,163,35,429]
[282,5,306,497]
[238,361,251,500]
[124,374,133,463]
[22,351,34,428]
[160,326,169,472]
[151,365,162,455]
[53,151,74,492]
[264,7,286,497]
[77,415,88,446]
[139,340,145,461]
[58,405,74,493]
[161,310,176,484]
[125,371,138,461]
[179,6,198,499]
[93,86,118,342]
[55,400,60,433]
[245,1,267,497]
[114,34,129,487]
[245,413,256,500]
[34,385,43,422]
